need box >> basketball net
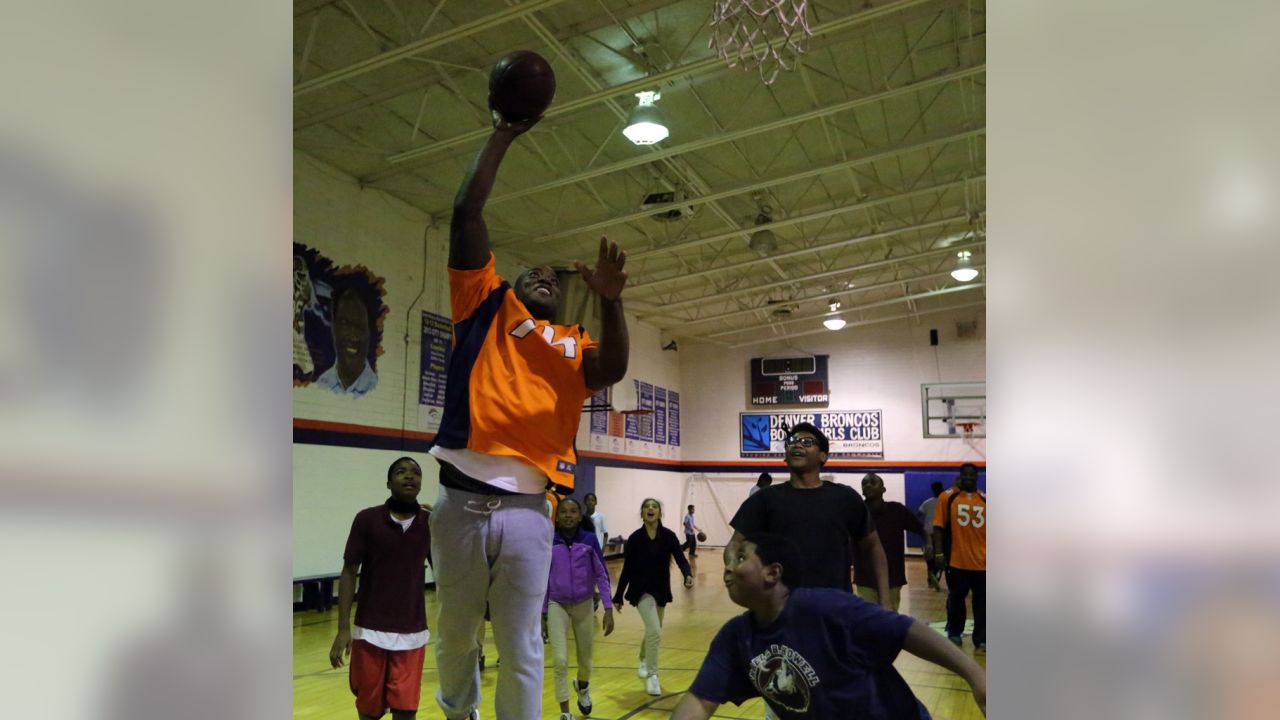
[957,422,986,459]
[709,0,812,85]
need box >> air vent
[642,191,696,222]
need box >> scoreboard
[750,355,829,406]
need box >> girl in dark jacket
[612,497,693,696]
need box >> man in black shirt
[729,423,893,609]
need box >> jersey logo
[556,460,576,474]
[749,643,819,712]
[509,317,578,358]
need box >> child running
[542,498,615,720]
[611,498,693,696]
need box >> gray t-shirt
[917,497,938,535]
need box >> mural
[292,243,387,397]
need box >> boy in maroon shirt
[330,457,433,719]
[854,473,927,611]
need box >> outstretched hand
[575,236,627,301]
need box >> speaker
[929,328,939,346]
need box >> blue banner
[668,391,680,446]
[588,386,609,435]
[639,381,654,441]
[739,409,883,459]
[625,380,641,440]
[419,311,452,407]
[654,387,667,445]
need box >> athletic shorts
[349,639,425,716]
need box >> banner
[638,381,654,441]
[668,391,680,446]
[418,311,452,432]
[739,409,883,459]
[654,387,667,445]
[588,386,609,435]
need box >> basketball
[489,50,556,123]
[697,531,707,542]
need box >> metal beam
[670,266,981,328]
[635,239,984,317]
[625,174,982,264]
[627,214,969,293]
[726,300,986,348]
[428,64,983,210]
[708,283,986,339]
[514,127,983,245]
[377,0,958,171]
[293,0,571,97]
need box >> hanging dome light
[748,206,778,256]
[622,91,669,145]
[951,250,979,282]
[823,300,846,330]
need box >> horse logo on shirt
[749,644,819,712]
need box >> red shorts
[349,639,425,717]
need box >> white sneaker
[645,673,661,696]
[558,713,574,720]
[637,659,648,678]
[572,679,592,716]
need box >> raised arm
[449,114,539,270]
[903,620,986,714]
[328,561,360,668]
[578,237,629,389]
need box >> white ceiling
[294,0,986,348]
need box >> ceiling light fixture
[622,90,669,145]
[951,250,979,282]
[823,300,846,330]
[748,204,778,256]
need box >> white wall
[593,467,687,546]
[678,308,986,462]
[293,444,441,580]
[293,150,449,578]
[684,472,913,550]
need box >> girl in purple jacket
[542,498,615,720]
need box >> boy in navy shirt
[674,533,986,719]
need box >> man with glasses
[728,423,893,610]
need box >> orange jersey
[434,254,597,493]
[934,486,986,571]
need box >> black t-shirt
[731,481,874,592]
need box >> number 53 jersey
[433,254,598,494]
[933,486,986,571]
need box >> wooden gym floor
[294,552,985,719]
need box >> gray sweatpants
[430,486,553,720]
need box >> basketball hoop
[957,422,978,438]
[709,0,812,85]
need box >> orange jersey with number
[934,487,986,571]
[433,254,597,492]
